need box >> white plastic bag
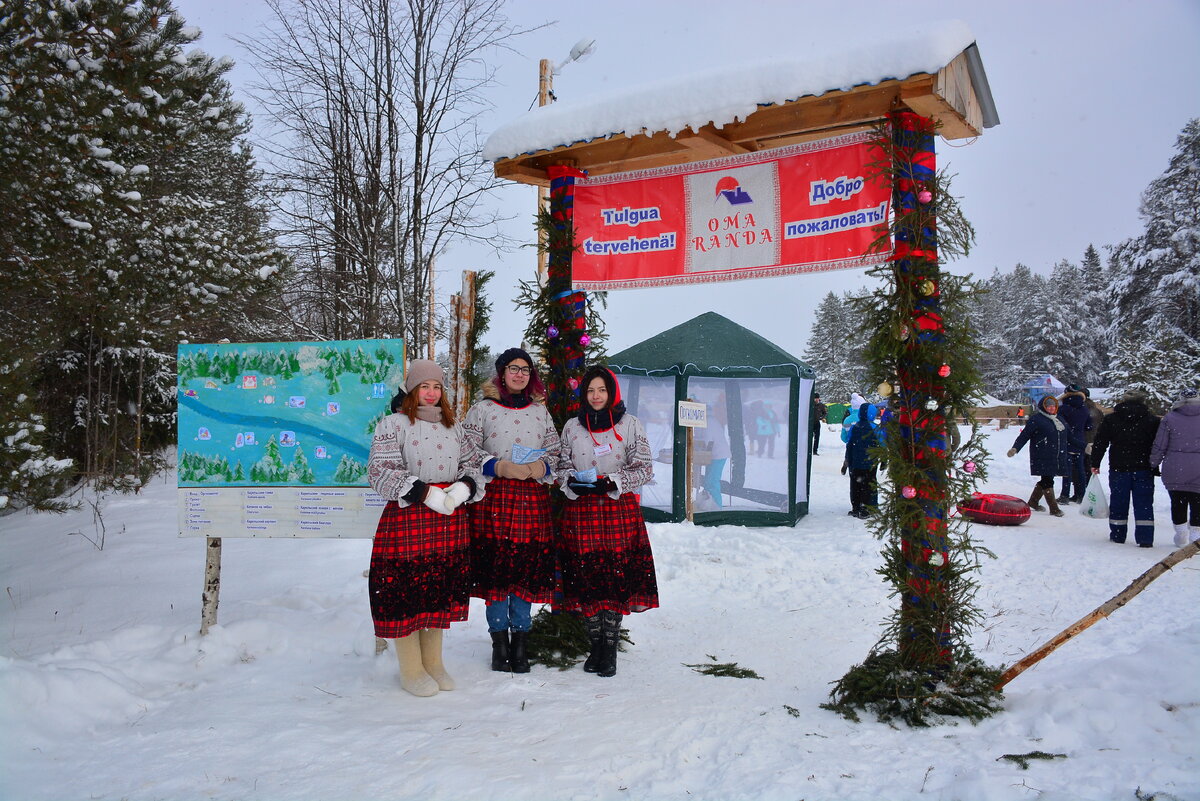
[1080,474,1109,519]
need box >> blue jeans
[485,595,532,633]
[1107,470,1155,545]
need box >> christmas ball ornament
[917,189,933,204]
[963,460,977,474]
[897,324,910,341]
[901,485,917,499]
[579,333,591,346]
[547,325,559,339]
[878,381,893,397]
[928,552,945,567]
[919,279,936,296]
[567,377,579,390]
[938,363,952,378]
[924,398,940,411]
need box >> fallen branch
[996,540,1199,690]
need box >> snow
[2,425,1198,801]
[484,20,974,161]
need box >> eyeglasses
[505,365,532,376]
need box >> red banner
[571,131,892,290]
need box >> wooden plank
[675,126,751,158]
[936,52,982,136]
[716,81,903,144]
[494,161,550,186]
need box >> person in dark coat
[1149,387,1200,548]
[1056,384,1094,503]
[1090,391,1161,546]
[842,402,882,519]
[1007,394,1074,517]
[810,393,827,455]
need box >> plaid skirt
[368,500,470,638]
[559,492,659,617]
[468,477,557,603]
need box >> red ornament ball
[901,485,917,499]
[938,363,951,377]
[918,189,933,204]
[567,377,579,390]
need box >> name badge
[593,443,613,456]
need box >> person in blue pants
[1090,391,1161,546]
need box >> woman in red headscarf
[555,365,659,678]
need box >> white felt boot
[395,634,439,697]
[419,628,455,691]
[1191,525,1200,544]
[1174,523,1190,548]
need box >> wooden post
[427,256,436,360]
[447,270,477,419]
[995,540,1199,689]
[200,536,222,635]
[686,424,694,523]
[536,58,553,287]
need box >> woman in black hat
[555,366,659,677]
[462,348,560,673]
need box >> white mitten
[422,486,454,516]
[444,481,471,510]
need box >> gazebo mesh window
[688,377,792,513]
[616,374,675,513]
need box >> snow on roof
[484,19,975,162]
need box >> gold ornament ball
[919,280,936,296]
[878,381,893,397]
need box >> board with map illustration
[176,339,405,538]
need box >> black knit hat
[495,347,534,374]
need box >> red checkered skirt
[368,500,470,638]
[559,493,659,617]
[468,477,556,603]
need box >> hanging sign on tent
[570,131,891,290]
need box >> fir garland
[825,113,1003,726]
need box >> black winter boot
[490,630,510,672]
[596,611,622,678]
[509,630,531,674]
[583,614,603,673]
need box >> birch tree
[245,0,531,352]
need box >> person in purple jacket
[1150,387,1200,548]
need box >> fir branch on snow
[683,658,763,679]
[996,751,1068,770]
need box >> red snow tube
[957,493,1031,526]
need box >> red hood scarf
[577,366,626,445]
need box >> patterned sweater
[462,388,560,486]
[556,414,654,500]
[367,413,484,506]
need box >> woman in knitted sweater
[367,360,483,697]
[555,366,658,678]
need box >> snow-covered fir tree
[1104,118,1200,407]
[1,0,290,495]
[802,291,870,401]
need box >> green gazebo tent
[608,312,816,527]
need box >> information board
[177,339,405,537]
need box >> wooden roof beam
[675,126,752,159]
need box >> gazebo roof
[486,20,998,186]
[609,312,813,377]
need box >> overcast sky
[172,0,1200,362]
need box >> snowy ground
[2,425,1198,801]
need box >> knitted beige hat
[404,359,445,392]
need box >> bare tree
[242,0,530,350]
